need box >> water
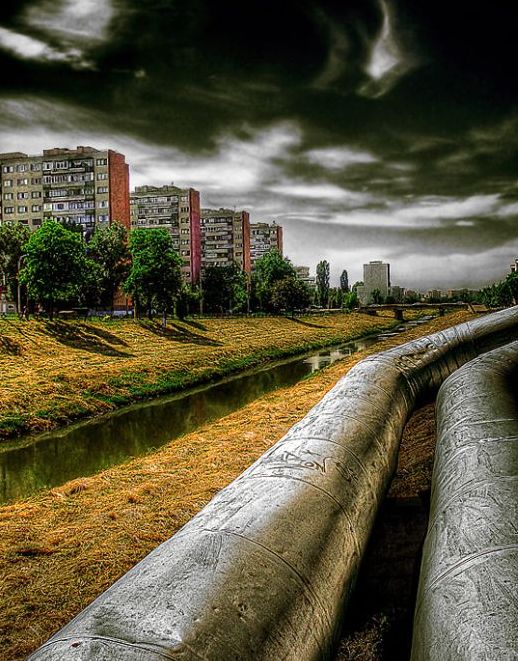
[0,320,430,504]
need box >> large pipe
[411,340,518,660]
[29,307,518,661]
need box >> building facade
[357,260,391,304]
[131,184,201,284]
[200,208,251,273]
[0,146,130,233]
[250,221,283,268]
[295,265,316,290]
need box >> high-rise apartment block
[130,184,201,284]
[200,208,251,273]
[250,221,283,268]
[0,146,130,232]
[357,260,391,304]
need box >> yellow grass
[0,311,475,660]
[0,312,399,439]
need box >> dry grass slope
[0,312,398,439]
[0,311,475,660]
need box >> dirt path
[335,403,436,660]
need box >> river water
[0,320,431,504]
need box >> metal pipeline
[29,307,518,661]
[411,340,518,661]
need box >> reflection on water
[0,321,428,504]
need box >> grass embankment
[0,311,475,661]
[0,312,399,440]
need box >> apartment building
[250,221,283,268]
[357,260,391,304]
[294,265,316,290]
[200,208,251,273]
[0,146,130,232]
[131,184,201,284]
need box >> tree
[340,269,349,293]
[87,222,130,310]
[343,290,358,311]
[316,260,330,308]
[253,249,296,310]
[124,228,183,325]
[370,288,384,304]
[0,222,30,310]
[176,285,201,320]
[202,264,247,313]
[20,219,88,319]
[270,276,311,317]
[328,287,343,309]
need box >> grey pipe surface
[28,307,518,661]
[411,340,518,661]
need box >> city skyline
[0,1,517,288]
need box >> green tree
[270,276,311,317]
[124,228,183,325]
[343,290,359,311]
[339,269,349,293]
[202,264,247,313]
[176,285,201,320]
[20,219,88,319]
[316,260,330,307]
[87,222,130,310]
[0,222,30,310]
[253,249,296,311]
[370,288,384,304]
[328,287,343,309]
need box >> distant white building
[357,260,391,304]
[295,265,316,290]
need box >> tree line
[0,219,355,321]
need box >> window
[55,161,69,169]
[19,219,29,225]
[17,178,29,186]
[98,200,109,208]
[3,193,13,200]
[3,180,12,187]
[98,214,109,222]
[31,191,42,198]
[97,173,108,180]
[31,163,42,171]
[32,204,41,212]
[17,192,29,200]
[18,206,28,213]
[32,218,42,226]
[43,162,53,170]
[17,164,29,172]
[4,206,14,214]
[31,178,41,185]
[97,186,108,193]
[96,158,108,166]
[2,165,13,173]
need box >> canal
[0,320,430,503]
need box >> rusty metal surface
[411,340,518,661]
[28,307,518,661]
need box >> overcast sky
[0,0,517,288]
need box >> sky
[0,1,517,289]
